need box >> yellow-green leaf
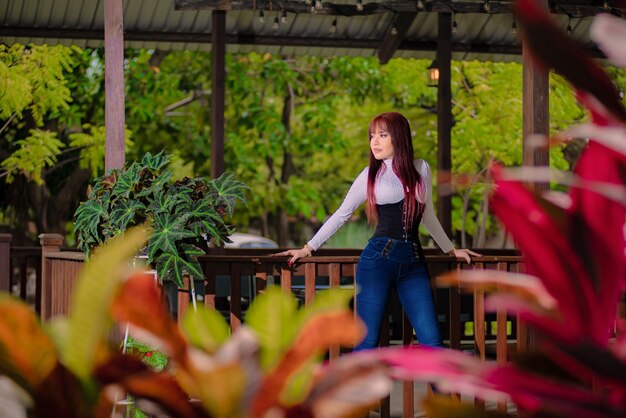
[63,226,150,381]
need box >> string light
[281,9,287,24]
[304,0,312,4]
[603,0,610,10]
[416,0,424,10]
[512,20,517,36]
[330,18,337,33]
[258,10,265,24]
[567,16,572,36]
[356,0,364,12]
[452,15,458,35]
[315,0,323,10]
[390,24,398,36]
[273,15,280,31]
[483,0,491,12]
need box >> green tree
[0,44,107,242]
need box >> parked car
[224,232,278,249]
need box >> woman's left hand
[449,248,482,264]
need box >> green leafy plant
[74,151,247,286]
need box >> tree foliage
[2,43,617,248]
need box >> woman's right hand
[271,246,312,266]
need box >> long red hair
[365,112,425,228]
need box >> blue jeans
[354,237,442,351]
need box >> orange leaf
[109,272,189,366]
[0,296,57,389]
[252,310,365,416]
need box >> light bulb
[259,10,265,24]
[273,16,280,31]
[356,0,364,11]
[483,0,491,12]
[315,0,323,10]
[512,21,517,36]
[452,20,458,35]
[330,19,337,34]
[416,0,424,10]
[281,10,287,24]
[390,25,398,36]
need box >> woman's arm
[273,167,368,264]
[417,160,481,263]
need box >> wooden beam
[2,26,610,59]
[174,0,625,17]
[437,12,453,239]
[522,2,550,178]
[211,10,226,179]
[104,0,126,171]
[377,12,418,65]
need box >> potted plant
[74,151,247,287]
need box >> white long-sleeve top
[307,158,455,253]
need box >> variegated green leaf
[109,200,146,231]
[208,172,247,215]
[141,150,171,171]
[181,306,230,353]
[74,199,108,251]
[245,286,298,370]
[111,163,140,199]
[148,212,191,261]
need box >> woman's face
[369,123,394,160]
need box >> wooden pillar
[437,12,453,238]
[522,0,549,180]
[104,0,126,171]
[0,234,11,293]
[39,234,64,320]
[521,0,549,350]
[211,10,226,179]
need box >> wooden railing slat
[280,266,292,293]
[304,263,316,305]
[230,263,243,330]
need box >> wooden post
[522,0,549,349]
[0,234,11,293]
[211,10,226,179]
[522,0,549,178]
[104,0,126,171]
[437,12,453,238]
[39,233,64,320]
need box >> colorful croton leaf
[377,1,626,417]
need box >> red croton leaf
[567,140,626,344]
[93,353,210,418]
[109,272,189,366]
[490,165,597,342]
[515,0,626,123]
[32,363,92,418]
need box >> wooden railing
[193,248,524,418]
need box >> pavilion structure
[2,0,623,235]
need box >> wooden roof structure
[1,1,617,60]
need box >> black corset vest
[372,199,423,241]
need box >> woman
[275,112,479,350]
